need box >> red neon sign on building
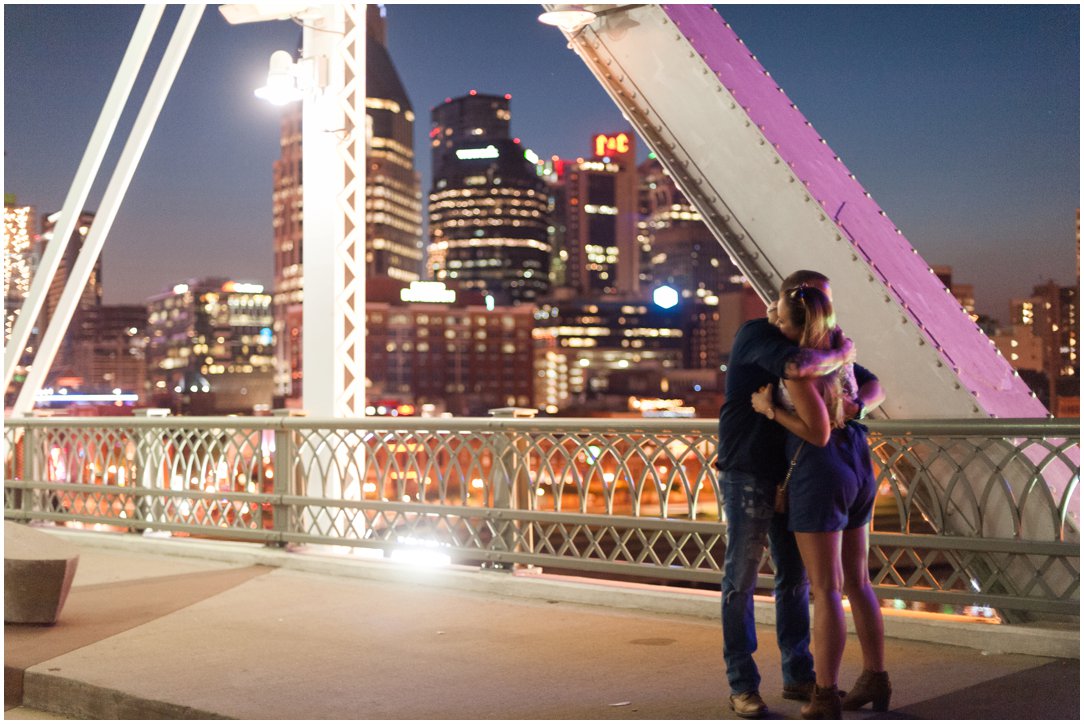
[593,132,631,158]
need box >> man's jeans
[720,470,814,694]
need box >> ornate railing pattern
[3,416,1078,618]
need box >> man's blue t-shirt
[716,318,877,482]
[717,319,797,481]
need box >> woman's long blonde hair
[782,286,848,428]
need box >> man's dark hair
[780,269,830,293]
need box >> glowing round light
[653,285,679,309]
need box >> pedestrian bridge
[4,414,1078,624]
[3,527,1079,719]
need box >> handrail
[6,415,1077,435]
[4,415,1078,620]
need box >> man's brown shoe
[729,691,767,719]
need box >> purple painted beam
[663,4,1045,418]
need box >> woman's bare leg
[795,531,845,687]
[841,525,885,671]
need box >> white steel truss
[546,3,1046,421]
[3,6,167,401]
[301,4,367,418]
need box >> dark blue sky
[4,4,1079,321]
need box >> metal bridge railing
[3,416,1078,620]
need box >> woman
[750,286,891,719]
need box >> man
[718,270,883,718]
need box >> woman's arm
[783,338,855,380]
[751,380,831,447]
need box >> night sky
[4,4,1079,322]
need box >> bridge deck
[4,529,1078,720]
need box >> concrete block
[5,522,80,625]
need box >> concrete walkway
[4,528,1079,720]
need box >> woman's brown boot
[800,684,841,719]
[841,670,892,712]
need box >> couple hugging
[717,269,892,719]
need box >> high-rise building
[4,198,35,344]
[427,92,551,305]
[366,277,535,416]
[430,91,510,179]
[365,7,424,281]
[40,210,101,322]
[146,278,275,414]
[993,324,1045,375]
[272,105,303,402]
[637,155,744,300]
[1009,280,1078,416]
[4,198,36,402]
[932,265,978,321]
[36,210,101,377]
[272,5,423,405]
[66,305,147,395]
[553,132,639,298]
[717,283,769,361]
[533,297,688,410]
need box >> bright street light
[253,50,327,106]
[254,50,302,105]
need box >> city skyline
[4,4,1079,322]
